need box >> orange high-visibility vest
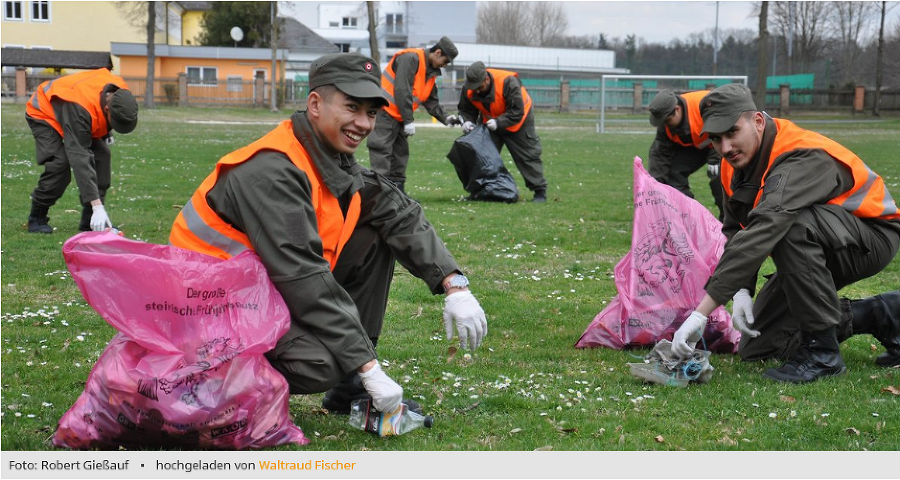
[381,48,436,122]
[466,69,532,133]
[721,117,899,224]
[25,68,128,139]
[170,120,362,269]
[665,90,710,148]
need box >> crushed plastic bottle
[348,399,433,436]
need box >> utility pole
[787,2,794,75]
[713,1,719,75]
[270,1,278,112]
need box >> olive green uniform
[367,51,451,185]
[206,111,461,393]
[458,73,548,194]
[648,96,724,220]
[704,116,900,361]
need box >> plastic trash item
[52,232,308,449]
[349,399,433,436]
[576,157,741,353]
[627,340,714,387]
[446,124,519,203]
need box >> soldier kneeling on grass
[170,52,488,415]
[669,84,900,383]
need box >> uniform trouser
[28,118,110,208]
[266,224,396,394]
[652,145,723,220]
[367,110,409,184]
[739,204,900,361]
[489,114,547,193]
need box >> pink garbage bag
[576,157,741,353]
[53,232,308,449]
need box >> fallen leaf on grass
[882,386,900,395]
[718,435,738,446]
[509,428,523,434]
[654,435,664,443]
[846,427,860,436]
[557,427,578,434]
[446,346,458,363]
[534,445,553,451]
[779,395,796,403]
[870,343,878,352]
[458,401,480,413]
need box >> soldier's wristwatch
[443,274,469,293]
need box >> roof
[278,17,339,53]
[177,1,211,11]
[450,43,626,75]
[1,48,112,70]
[110,43,289,61]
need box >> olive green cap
[700,83,757,134]
[464,61,487,91]
[108,89,138,134]
[434,36,458,61]
[309,52,388,107]
[648,89,677,127]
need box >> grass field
[1,103,898,451]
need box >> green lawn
[1,103,898,451]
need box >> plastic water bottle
[348,399,433,436]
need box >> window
[328,21,338,27]
[4,1,23,20]
[341,16,356,28]
[385,13,403,34]
[226,76,243,92]
[335,43,350,53]
[31,0,48,21]
[186,67,217,86]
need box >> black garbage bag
[446,125,519,203]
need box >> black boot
[763,327,846,383]
[532,189,547,203]
[321,372,422,414]
[79,204,92,232]
[27,202,53,234]
[845,291,900,367]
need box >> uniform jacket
[460,69,532,132]
[170,111,461,372]
[648,91,720,178]
[381,49,447,124]
[704,115,900,304]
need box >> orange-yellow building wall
[118,56,282,81]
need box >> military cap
[648,90,678,127]
[700,83,757,134]
[108,89,138,134]
[309,52,388,107]
[434,36,458,61]
[464,61,487,91]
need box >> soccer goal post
[597,75,748,133]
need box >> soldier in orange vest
[647,89,724,220]
[459,61,548,203]
[25,68,138,233]
[366,37,460,193]
[170,53,487,415]
[671,84,900,383]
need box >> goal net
[597,75,748,133]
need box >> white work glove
[731,288,760,338]
[444,114,461,126]
[90,204,112,232]
[486,119,498,131]
[403,122,416,137]
[672,311,707,358]
[462,121,475,133]
[443,290,488,351]
[358,362,403,413]
[707,163,720,176]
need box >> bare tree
[145,1,156,109]
[828,2,878,85]
[477,2,532,46]
[873,1,885,116]
[755,1,769,110]
[530,2,568,47]
[270,1,278,112]
[769,1,828,74]
[367,1,379,62]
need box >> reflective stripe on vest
[466,69,532,133]
[381,48,436,122]
[25,68,127,139]
[665,90,709,148]
[169,120,362,268]
[720,118,899,223]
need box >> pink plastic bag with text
[53,232,308,449]
[575,157,741,353]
